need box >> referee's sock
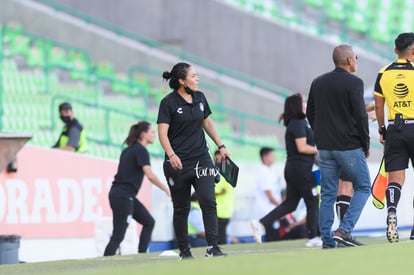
[336,195,351,221]
[386,182,402,214]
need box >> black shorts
[384,124,414,172]
[339,172,352,182]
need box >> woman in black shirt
[252,93,321,247]
[103,121,170,256]
[157,62,230,259]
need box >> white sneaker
[305,237,322,247]
[250,219,265,244]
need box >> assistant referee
[374,32,414,243]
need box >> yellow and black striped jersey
[374,59,414,120]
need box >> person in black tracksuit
[157,62,230,259]
[252,93,320,247]
[103,121,170,256]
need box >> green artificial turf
[1,237,413,275]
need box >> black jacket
[306,67,369,153]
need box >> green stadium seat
[398,9,413,32]
[216,123,234,138]
[347,13,369,34]
[26,44,46,68]
[128,74,152,103]
[31,72,47,93]
[2,21,24,44]
[209,103,228,122]
[370,26,393,44]
[69,63,91,82]
[68,49,88,63]
[148,87,166,106]
[94,60,116,78]
[148,141,164,157]
[1,116,39,132]
[111,73,132,95]
[253,0,278,19]
[68,50,91,82]
[83,123,107,141]
[6,21,23,32]
[4,34,31,58]
[304,0,324,8]
[233,0,253,10]
[326,2,346,22]
[47,45,68,67]
[0,60,18,72]
[370,11,394,44]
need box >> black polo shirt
[157,90,212,161]
[112,142,150,195]
[285,118,315,164]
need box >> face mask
[184,86,194,94]
[60,115,71,123]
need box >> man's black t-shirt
[112,142,150,195]
[285,118,315,164]
[157,90,212,161]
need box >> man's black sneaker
[179,249,193,260]
[386,212,399,243]
[333,228,363,247]
[322,244,336,249]
[410,228,414,240]
[336,242,347,248]
[205,245,227,257]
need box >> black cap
[59,102,72,111]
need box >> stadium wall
[45,0,386,96]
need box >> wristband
[218,144,226,150]
[378,125,386,135]
[168,153,176,158]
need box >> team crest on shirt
[168,177,174,187]
[199,102,204,112]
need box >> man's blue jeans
[318,148,371,247]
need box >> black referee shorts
[384,124,414,172]
[339,172,352,182]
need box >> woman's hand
[169,154,183,170]
[219,147,230,159]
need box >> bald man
[306,44,371,248]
